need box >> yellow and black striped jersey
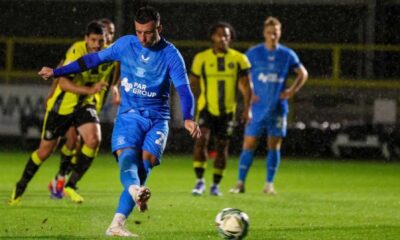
[191,48,251,116]
[46,41,114,115]
[94,43,116,112]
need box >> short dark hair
[85,21,104,35]
[209,21,236,40]
[134,6,160,25]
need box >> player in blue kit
[39,6,201,237]
[230,16,308,195]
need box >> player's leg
[10,139,59,205]
[68,134,82,174]
[106,190,138,237]
[106,112,153,236]
[60,127,78,176]
[210,137,229,196]
[64,105,101,203]
[210,114,236,196]
[106,147,141,237]
[264,115,287,194]
[230,117,264,194]
[10,110,70,205]
[192,127,210,195]
[230,136,258,194]
[48,126,78,199]
[192,109,212,195]
[63,122,100,203]
[139,118,169,210]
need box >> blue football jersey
[98,35,189,119]
[246,43,301,122]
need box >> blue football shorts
[111,110,169,162]
[245,114,287,138]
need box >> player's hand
[90,81,108,94]
[38,67,54,80]
[184,120,201,139]
[112,85,121,105]
[280,88,295,99]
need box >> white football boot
[106,213,139,237]
[263,182,277,195]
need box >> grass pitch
[0,151,399,239]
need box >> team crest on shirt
[117,136,126,145]
[268,64,275,70]
[135,67,146,77]
[228,62,235,69]
[268,56,275,61]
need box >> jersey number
[155,131,167,146]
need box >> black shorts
[197,109,236,140]
[42,105,100,140]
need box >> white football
[215,208,249,239]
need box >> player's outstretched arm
[38,52,104,80]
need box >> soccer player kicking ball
[39,6,201,237]
[230,17,308,195]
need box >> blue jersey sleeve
[53,36,133,77]
[53,53,103,77]
[288,49,301,70]
[176,84,195,120]
[168,49,190,87]
[97,36,127,62]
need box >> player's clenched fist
[38,67,54,80]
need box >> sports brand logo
[140,54,150,63]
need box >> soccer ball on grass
[215,208,249,239]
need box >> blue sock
[266,149,280,183]
[116,190,135,216]
[238,150,254,182]
[115,149,140,217]
[138,160,152,185]
[118,148,140,189]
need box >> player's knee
[267,140,282,150]
[85,135,101,149]
[36,148,53,161]
[64,137,77,149]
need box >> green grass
[0,151,399,239]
